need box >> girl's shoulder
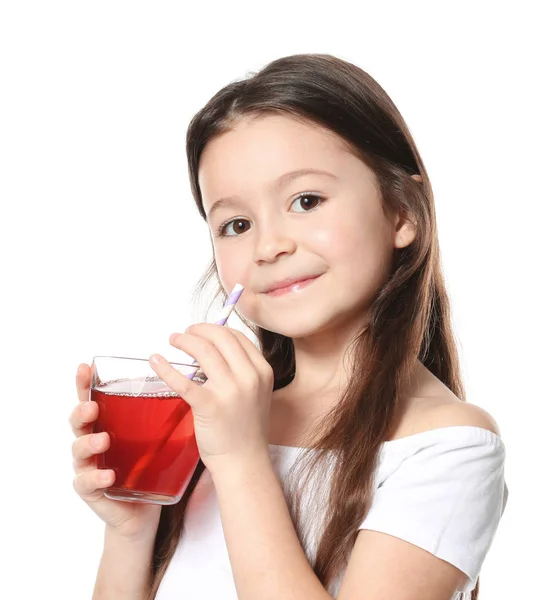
[388,394,501,444]
[388,361,501,444]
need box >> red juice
[91,379,200,504]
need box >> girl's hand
[69,364,162,542]
[149,324,274,475]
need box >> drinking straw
[184,282,245,380]
[124,283,245,489]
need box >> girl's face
[198,115,416,339]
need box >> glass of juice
[90,356,206,505]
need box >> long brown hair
[147,53,478,600]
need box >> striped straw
[185,282,245,381]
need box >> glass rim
[92,355,199,367]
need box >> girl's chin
[256,322,329,339]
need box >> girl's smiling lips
[263,274,323,296]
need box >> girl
[69,53,508,600]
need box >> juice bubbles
[91,379,200,505]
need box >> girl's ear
[393,211,418,249]
[392,174,422,248]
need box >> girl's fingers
[69,399,98,438]
[148,354,204,407]
[170,325,254,384]
[228,329,274,381]
[179,324,273,386]
[170,331,233,381]
[70,363,95,436]
[72,432,110,463]
[76,363,92,404]
[73,469,115,501]
[150,332,233,404]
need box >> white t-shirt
[156,425,508,599]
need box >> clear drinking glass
[90,356,206,505]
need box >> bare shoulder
[392,363,502,440]
[432,399,502,438]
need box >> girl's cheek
[309,227,333,246]
[216,254,251,292]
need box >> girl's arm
[212,450,331,600]
[92,525,155,600]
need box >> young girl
[69,53,508,600]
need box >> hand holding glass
[90,283,245,505]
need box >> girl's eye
[290,192,325,213]
[217,193,326,238]
[219,218,251,237]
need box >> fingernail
[91,433,103,449]
[150,354,165,365]
[100,471,111,484]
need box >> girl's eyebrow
[206,168,338,222]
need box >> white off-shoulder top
[156,425,508,599]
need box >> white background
[1,1,545,598]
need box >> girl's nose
[253,225,297,264]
